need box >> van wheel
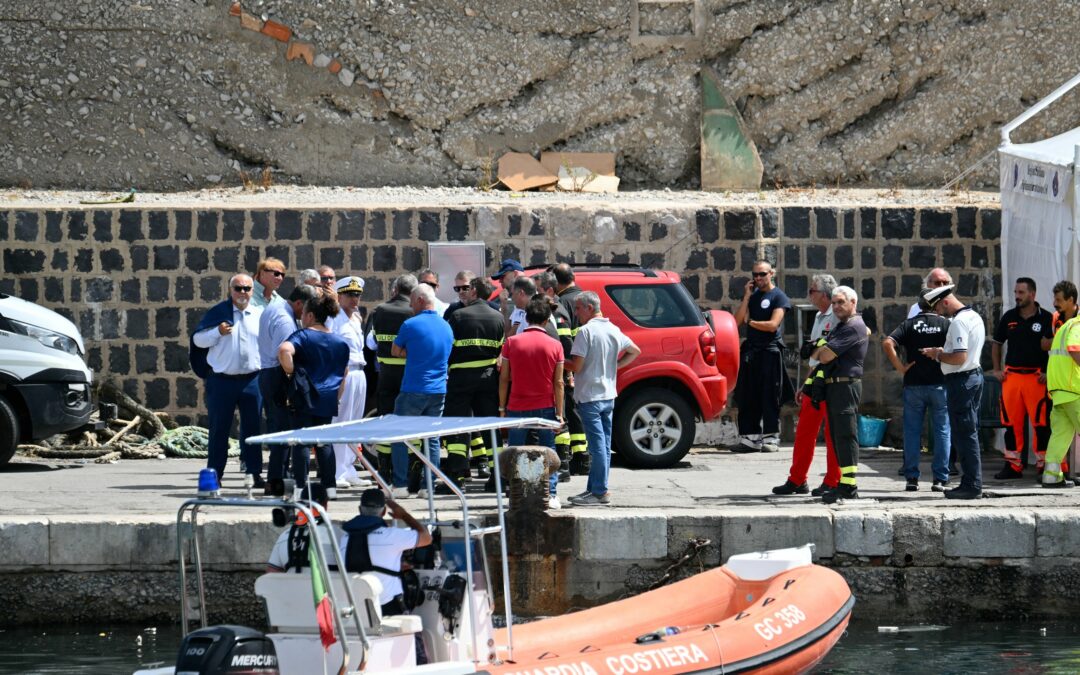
[0,396,19,467]
[614,388,695,469]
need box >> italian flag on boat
[309,542,336,650]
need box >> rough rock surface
[2,0,1080,190]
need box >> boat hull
[486,563,853,675]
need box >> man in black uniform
[813,286,869,503]
[364,274,418,484]
[552,262,589,474]
[536,271,575,482]
[733,260,792,453]
[441,276,505,492]
[990,277,1054,479]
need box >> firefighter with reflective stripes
[537,271,575,482]
[553,263,589,475]
[811,286,869,504]
[441,276,505,492]
[989,277,1054,480]
[1043,311,1080,487]
[364,274,417,485]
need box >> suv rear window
[606,284,704,328]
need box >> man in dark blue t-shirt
[733,260,792,453]
[389,283,454,494]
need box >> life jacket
[283,516,336,573]
[342,515,401,578]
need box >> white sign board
[1004,157,1072,203]
[426,242,487,305]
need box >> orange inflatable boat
[487,545,853,675]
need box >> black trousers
[736,347,785,437]
[826,381,862,484]
[443,368,499,463]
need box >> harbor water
[2,620,1079,674]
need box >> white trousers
[332,369,368,481]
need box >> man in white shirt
[332,277,371,488]
[192,274,264,485]
[340,489,433,616]
[921,284,986,500]
[266,484,341,573]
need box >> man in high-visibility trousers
[989,277,1054,480]
[364,274,417,495]
[1043,311,1080,488]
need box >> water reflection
[2,620,1080,674]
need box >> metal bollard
[498,445,561,512]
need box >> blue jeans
[391,392,445,488]
[205,372,262,480]
[902,385,951,482]
[507,407,559,496]
[578,398,615,497]
[945,369,983,491]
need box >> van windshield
[606,284,704,328]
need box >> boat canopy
[247,414,560,446]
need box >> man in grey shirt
[565,291,641,506]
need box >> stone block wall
[0,199,1001,429]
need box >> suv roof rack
[523,263,658,277]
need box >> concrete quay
[3,444,1080,626]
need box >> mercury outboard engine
[173,625,279,675]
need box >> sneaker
[993,464,1024,480]
[944,486,982,500]
[347,476,372,488]
[810,483,834,497]
[390,486,410,499]
[931,479,949,493]
[731,437,762,454]
[822,484,858,504]
[761,443,780,453]
[571,489,592,500]
[771,480,809,495]
[336,479,352,489]
[905,478,918,492]
[547,496,562,510]
[569,492,611,506]
[326,487,338,500]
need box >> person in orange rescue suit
[552,262,590,476]
[990,277,1054,480]
[442,275,506,493]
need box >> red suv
[546,266,739,468]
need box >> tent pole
[1002,71,1080,146]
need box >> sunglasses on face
[420,280,438,289]
[233,285,253,293]
[267,270,285,278]
[453,285,471,292]
[752,271,770,278]
[320,275,335,281]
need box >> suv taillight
[698,329,716,366]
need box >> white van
[0,294,95,466]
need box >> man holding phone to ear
[192,273,264,486]
[733,260,792,454]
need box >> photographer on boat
[339,488,433,617]
[265,484,340,573]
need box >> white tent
[998,73,1080,308]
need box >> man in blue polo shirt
[389,283,454,496]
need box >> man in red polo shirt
[499,295,566,508]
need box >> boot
[377,453,393,484]
[822,483,858,504]
[407,459,425,495]
[569,452,591,476]
[994,463,1023,480]
[556,447,571,483]
[472,456,490,480]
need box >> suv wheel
[0,395,20,467]
[614,388,695,468]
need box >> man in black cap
[340,489,433,616]
[492,259,525,334]
[920,283,987,500]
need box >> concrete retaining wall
[0,197,1001,434]
[4,508,1080,626]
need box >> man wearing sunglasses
[417,268,449,318]
[253,257,288,308]
[191,274,265,487]
[733,260,793,453]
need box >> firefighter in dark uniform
[536,270,575,482]
[441,276,505,492]
[364,274,418,482]
[553,262,589,475]
[990,277,1054,479]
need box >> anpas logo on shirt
[1033,323,1042,333]
[913,320,942,335]
[761,299,771,309]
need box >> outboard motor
[173,625,279,675]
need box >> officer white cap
[335,276,365,294]
[920,284,954,308]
